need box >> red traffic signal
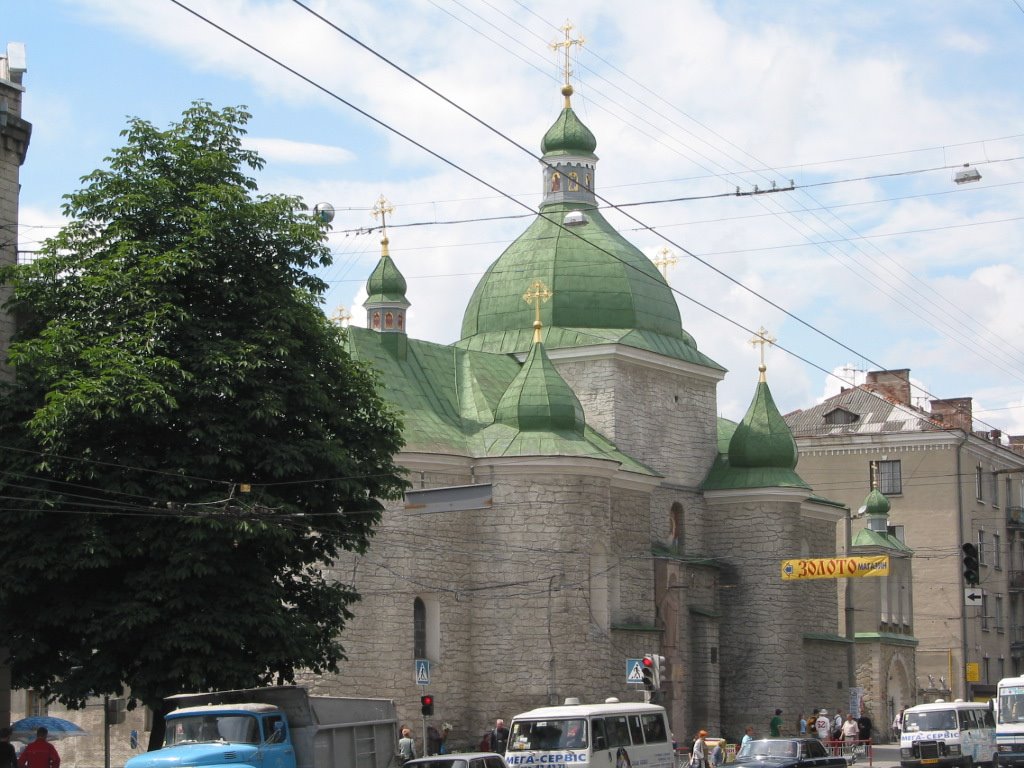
[421,694,434,716]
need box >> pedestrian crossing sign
[415,659,431,685]
[626,659,644,684]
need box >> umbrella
[10,716,86,742]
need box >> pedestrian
[842,714,859,744]
[426,724,442,756]
[398,727,416,764]
[856,712,872,743]
[489,719,509,754]
[0,727,17,768]
[439,723,451,755]
[17,728,60,768]
[770,709,783,737]
[710,740,724,767]
[797,713,807,736]
[689,731,710,768]
[741,726,754,748]
[832,711,844,741]
[814,710,830,741]
[892,709,904,742]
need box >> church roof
[345,326,658,473]
[493,340,585,433]
[458,202,719,368]
[704,370,809,491]
[541,106,597,156]
[852,526,913,552]
[365,248,409,306]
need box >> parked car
[732,738,848,768]
[404,753,507,768]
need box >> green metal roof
[863,487,891,517]
[852,527,912,552]
[458,203,718,368]
[493,340,585,433]
[703,375,809,491]
[729,378,799,469]
[541,106,597,155]
[365,253,409,306]
[346,327,657,475]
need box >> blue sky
[4,0,1024,432]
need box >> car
[403,753,507,768]
[732,738,848,768]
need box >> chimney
[1009,436,1024,456]
[930,397,973,433]
[864,369,912,405]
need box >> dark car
[404,753,507,768]
[732,739,849,768]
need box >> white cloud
[243,137,354,166]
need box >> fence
[824,738,873,766]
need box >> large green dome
[459,202,695,351]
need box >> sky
[4,0,1024,432]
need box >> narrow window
[414,597,426,659]
[877,460,902,495]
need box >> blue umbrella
[10,716,86,742]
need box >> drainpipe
[845,508,856,687]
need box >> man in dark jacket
[489,720,509,754]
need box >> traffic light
[652,655,666,689]
[420,694,434,716]
[962,542,980,586]
[641,654,656,691]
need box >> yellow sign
[966,662,980,682]
[781,555,890,581]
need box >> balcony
[1011,571,1024,592]
[1012,626,1024,654]
[1009,506,1024,529]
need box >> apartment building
[786,369,1024,702]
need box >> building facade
[787,369,1024,708]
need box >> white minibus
[505,699,674,768]
[899,700,996,768]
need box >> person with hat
[689,731,710,768]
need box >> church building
[311,73,854,744]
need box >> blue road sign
[415,658,431,686]
[626,658,644,684]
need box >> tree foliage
[0,102,406,724]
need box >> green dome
[460,203,692,349]
[365,250,408,305]
[728,376,798,469]
[863,487,891,516]
[541,107,597,156]
[493,340,585,434]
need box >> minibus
[899,699,995,768]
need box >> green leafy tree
[0,102,405,743]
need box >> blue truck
[125,686,398,768]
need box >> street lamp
[953,164,982,184]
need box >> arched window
[397,313,404,330]
[669,502,683,547]
[414,597,426,660]
[385,312,394,329]
[569,172,579,191]
[372,312,381,329]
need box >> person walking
[842,714,859,744]
[0,728,17,768]
[770,709,783,737]
[17,728,60,768]
[398,727,416,764]
[892,709,904,742]
[797,714,807,737]
[689,731,710,768]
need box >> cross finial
[870,460,878,490]
[749,326,776,381]
[523,279,553,343]
[331,305,351,327]
[550,20,584,106]
[653,247,678,282]
[371,194,395,243]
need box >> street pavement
[867,743,900,768]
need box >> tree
[0,102,406,742]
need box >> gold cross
[550,20,584,90]
[749,326,776,378]
[653,247,678,282]
[331,305,351,327]
[523,279,553,343]
[371,194,394,239]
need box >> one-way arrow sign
[965,588,984,606]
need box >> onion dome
[728,366,799,469]
[493,336,585,434]
[864,487,891,517]
[541,86,597,156]
[364,232,410,334]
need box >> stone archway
[885,651,914,737]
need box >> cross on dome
[550,20,584,106]
[523,279,553,343]
[749,326,776,381]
